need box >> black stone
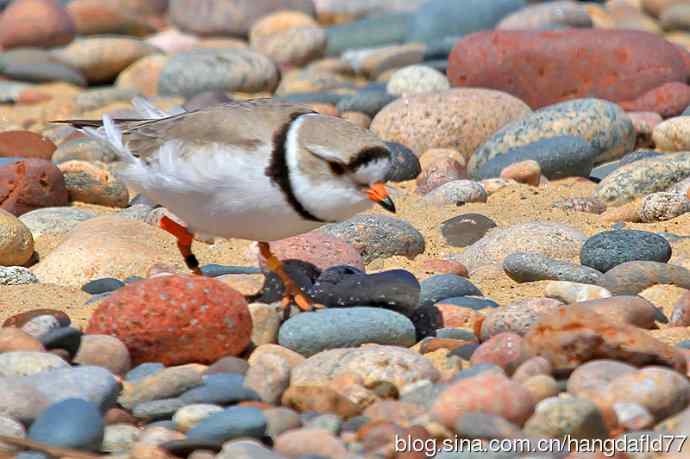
[580,230,672,273]
[38,326,82,358]
[247,260,321,304]
[384,142,421,182]
[81,278,125,295]
[441,213,497,247]
[160,439,223,457]
[410,304,442,340]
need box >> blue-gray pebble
[81,278,124,294]
[503,252,603,284]
[126,362,165,382]
[29,398,104,451]
[435,296,498,310]
[326,13,410,56]
[580,230,672,273]
[419,274,482,306]
[336,88,396,117]
[186,406,266,443]
[589,150,662,181]
[278,307,416,356]
[179,373,259,404]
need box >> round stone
[173,404,224,432]
[423,180,488,206]
[186,407,267,443]
[580,230,672,273]
[419,274,482,306]
[74,334,131,376]
[503,252,603,284]
[0,208,34,266]
[0,266,38,285]
[28,398,104,451]
[0,351,68,377]
[440,213,497,248]
[57,160,129,208]
[386,65,450,97]
[523,396,609,440]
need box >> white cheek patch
[356,158,391,184]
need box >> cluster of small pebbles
[3,0,690,458]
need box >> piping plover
[58,97,396,310]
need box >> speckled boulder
[448,29,690,109]
[524,305,687,373]
[57,161,129,208]
[320,214,424,264]
[469,99,636,178]
[456,222,586,273]
[594,152,690,206]
[86,275,253,365]
[598,261,690,296]
[580,230,672,273]
[169,0,315,37]
[0,159,68,216]
[370,88,531,162]
[431,371,535,427]
[653,116,690,152]
[422,180,488,206]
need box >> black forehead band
[347,146,390,171]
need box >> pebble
[479,298,562,340]
[0,0,75,49]
[589,149,662,181]
[578,295,666,329]
[74,334,131,376]
[249,11,326,66]
[0,130,56,160]
[179,373,259,405]
[57,160,129,208]
[0,351,68,377]
[334,87,395,118]
[423,180,488,206]
[87,275,252,366]
[326,13,410,56]
[456,222,586,273]
[0,158,69,216]
[278,307,416,356]
[244,353,291,404]
[0,209,34,267]
[440,213,497,248]
[497,0,592,29]
[503,252,603,284]
[384,141,421,182]
[320,214,425,263]
[52,36,158,84]
[452,411,523,440]
[274,428,348,459]
[81,277,125,295]
[132,398,187,421]
[186,407,266,443]
[523,397,608,440]
[18,206,96,238]
[499,159,541,186]
[469,99,635,177]
[0,328,44,353]
[102,423,140,454]
[406,0,526,43]
[261,232,364,272]
[248,303,281,346]
[475,136,597,181]
[638,191,690,222]
[29,398,104,451]
[437,296,498,311]
[205,357,249,376]
[19,315,62,339]
[217,439,284,459]
[470,333,530,375]
[552,197,607,215]
[419,274,482,306]
[0,415,26,452]
[172,404,224,432]
[310,266,420,316]
[38,326,82,357]
[371,88,531,162]
[545,281,613,303]
[416,156,467,195]
[386,65,449,97]
[594,152,690,206]
[653,116,690,152]
[0,266,38,285]
[612,403,654,431]
[432,371,535,428]
[126,363,164,383]
[118,364,204,410]
[598,261,690,295]
[580,229,672,273]
[524,305,687,373]
[159,48,279,97]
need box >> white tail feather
[131,96,168,119]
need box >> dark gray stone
[37,326,82,357]
[436,328,477,340]
[385,141,421,182]
[435,296,499,310]
[81,278,124,295]
[580,230,672,273]
[273,92,346,105]
[335,88,396,117]
[440,213,497,247]
[503,252,603,284]
[28,398,104,451]
[419,274,482,306]
[475,136,597,180]
[278,307,416,356]
[200,264,261,277]
[132,398,186,420]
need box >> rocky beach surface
[2,0,690,458]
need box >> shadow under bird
[55,97,396,311]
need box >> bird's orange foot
[159,215,203,276]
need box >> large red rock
[0,131,57,160]
[524,305,687,373]
[448,29,690,109]
[86,274,253,365]
[0,159,68,216]
[0,0,76,49]
[619,82,690,118]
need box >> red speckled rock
[259,231,364,271]
[431,371,535,427]
[620,82,690,118]
[448,29,689,109]
[86,274,252,366]
[524,305,687,373]
[470,332,530,375]
[0,159,68,216]
[0,131,56,160]
[0,0,76,49]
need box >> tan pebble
[500,160,541,186]
[600,198,642,223]
[339,111,371,128]
[480,177,519,194]
[653,116,690,152]
[0,327,44,352]
[544,281,612,303]
[522,374,560,403]
[0,209,34,267]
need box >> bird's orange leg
[258,241,319,312]
[159,215,203,275]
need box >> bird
[56,97,396,311]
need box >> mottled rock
[503,252,602,284]
[552,197,607,215]
[620,82,690,118]
[58,160,129,208]
[278,307,416,356]
[580,230,672,273]
[260,232,364,271]
[386,65,450,97]
[577,296,665,330]
[479,298,563,340]
[598,261,690,296]
[470,333,530,375]
[423,180,487,206]
[469,99,636,177]
[523,305,687,373]
[371,88,531,161]
[249,11,326,66]
[87,275,252,366]
[0,159,68,216]
[455,222,586,273]
[653,116,690,152]
[244,353,291,404]
[320,214,424,264]
[118,364,203,409]
[0,209,33,266]
[523,397,608,440]
[639,192,690,222]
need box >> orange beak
[366,182,396,213]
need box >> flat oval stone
[0,351,68,377]
[179,373,259,405]
[423,180,488,206]
[335,88,396,117]
[28,398,104,451]
[598,261,690,296]
[580,230,672,273]
[279,307,416,357]
[503,252,603,284]
[132,398,187,421]
[589,149,662,181]
[523,396,608,439]
[326,13,410,56]
[81,278,125,295]
[384,141,421,182]
[469,98,635,177]
[126,363,164,382]
[419,274,482,306]
[440,213,497,247]
[436,296,498,311]
[186,406,267,443]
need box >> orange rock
[0,0,75,49]
[499,160,541,186]
[524,305,687,373]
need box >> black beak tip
[378,197,396,213]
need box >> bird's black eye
[329,162,346,175]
